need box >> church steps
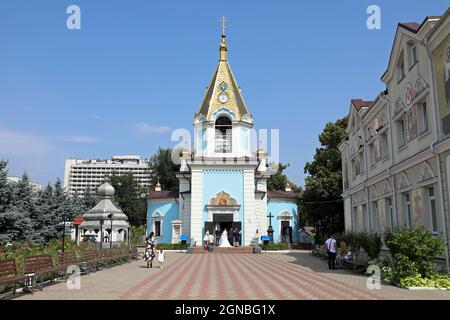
[189,247,254,254]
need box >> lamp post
[99,219,104,252]
[107,213,114,267]
[62,214,67,254]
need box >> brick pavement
[14,251,450,300]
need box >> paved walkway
[13,251,450,300]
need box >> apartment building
[64,155,150,196]
[7,176,42,193]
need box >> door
[281,221,290,243]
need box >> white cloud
[0,126,53,157]
[58,135,99,143]
[131,122,171,134]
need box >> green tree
[267,163,301,192]
[10,172,35,216]
[0,172,35,242]
[33,183,56,242]
[109,172,147,226]
[70,190,87,216]
[0,208,33,242]
[0,160,12,212]
[148,147,180,191]
[82,185,98,211]
[302,117,348,242]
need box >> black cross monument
[267,212,274,243]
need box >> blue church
[147,23,298,246]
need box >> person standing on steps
[324,234,337,270]
[227,228,234,247]
[208,232,215,252]
[203,230,210,250]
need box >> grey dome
[98,182,115,197]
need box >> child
[157,248,165,269]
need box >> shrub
[384,226,445,278]
[154,243,188,250]
[260,243,289,251]
[391,253,419,282]
[130,225,146,245]
[340,232,382,259]
[399,274,450,289]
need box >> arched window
[215,116,232,153]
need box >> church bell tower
[193,17,254,158]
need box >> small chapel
[147,19,298,246]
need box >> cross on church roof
[220,16,228,38]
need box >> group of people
[143,232,165,269]
[203,228,242,250]
[324,234,353,270]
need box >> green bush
[378,259,394,282]
[340,232,382,259]
[384,226,445,278]
[399,274,450,289]
[154,243,188,250]
[130,225,146,245]
[260,243,289,250]
[391,253,419,282]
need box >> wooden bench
[344,252,369,273]
[111,248,128,263]
[99,249,116,267]
[310,245,321,256]
[23,254,57,291]
[56,252,79,278]
[313,246,328,259]
[130,246,140,259]
[0,259,27,294]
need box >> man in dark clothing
[215,229,221,246]
[233,228,239,246]
[228,228,234,246]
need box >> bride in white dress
[218,229,232,247]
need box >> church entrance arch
[205,191,242,245]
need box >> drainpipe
[424,37,450,272]
[380,93,399,227]
[361,114,370,231]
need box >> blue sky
[0,0,448,186]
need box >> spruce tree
[82,185,98,211]
[69,190,87,217]
[6,172,36,241]
[34,183,56,242]
[0,160,12,212]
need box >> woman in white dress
[218,229,233,247]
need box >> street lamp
[99,218,104,252]
[62,214,67,254]
[107,213,114,267]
